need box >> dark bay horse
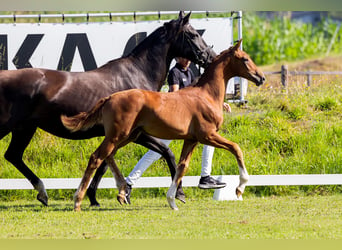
[61,39,265,211]
[0,12,216,206]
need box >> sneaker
[125,183,132,205]
[198,176,226,189]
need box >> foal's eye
[242,57,249,62]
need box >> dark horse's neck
[99,26,174,91]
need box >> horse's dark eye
[242,57,249,62]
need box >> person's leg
[201,144,215,177]
[126,139,172,186]
[198,145,226,189]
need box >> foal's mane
[190,46,235,88]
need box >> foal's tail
[61,96,111,132]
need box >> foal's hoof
[236,187,243,198]
[37,192,48,206]
[167,197,179,211]
[117,194,128,205]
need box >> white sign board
[0,18,234,71]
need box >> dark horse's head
[165,11,216,68]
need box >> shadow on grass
[0,195,226,212]
[0,201,175,212]
[0,203,73,212]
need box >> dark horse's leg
[86,162,108,207]
[87,133,185,206]
[0,126,10,140]
[3,126,48,206]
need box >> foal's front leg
[167,140,198,210]
[201,132,249,198]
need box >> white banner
[0,18,233,71]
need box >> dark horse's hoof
[37,194,48,206]
[125,184,132,205]
[89,202,101,207]
[176,188,186,204]
[87,188,101,207]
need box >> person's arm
[169,84,180,92]
[223,102,231,112]
[167,68,180,92]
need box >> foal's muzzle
[255,73,266,86]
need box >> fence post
[281,65,288,90]
[307,71,312,87]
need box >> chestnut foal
[61,40,265,211]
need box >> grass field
[0,194,341,239]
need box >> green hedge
[243,13,342,65]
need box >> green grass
[0,195,341,239]
[0,11,341,244]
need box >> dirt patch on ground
[261,55,342,72]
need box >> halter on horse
[61,40,265,211]
[0,12,216,206]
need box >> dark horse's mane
[99,25,167,67]
[127,26,167,57]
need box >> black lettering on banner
[122,32,147,57]
[0,28,207,71]
[0,35,8,70]
[12,34,44,69]
[58,33,97,71]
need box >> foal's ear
[233,39,243,50]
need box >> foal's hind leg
[135,133,186,203]
[201,132,249,197]
[4,127,48,206]
[74,138,115,211]
[105,156,127,205]
[167,140,198,210]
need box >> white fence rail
[1,174,341,201]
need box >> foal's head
[222,39,265,86]
[166,11,216,68]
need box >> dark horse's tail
[61,96,111,133]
